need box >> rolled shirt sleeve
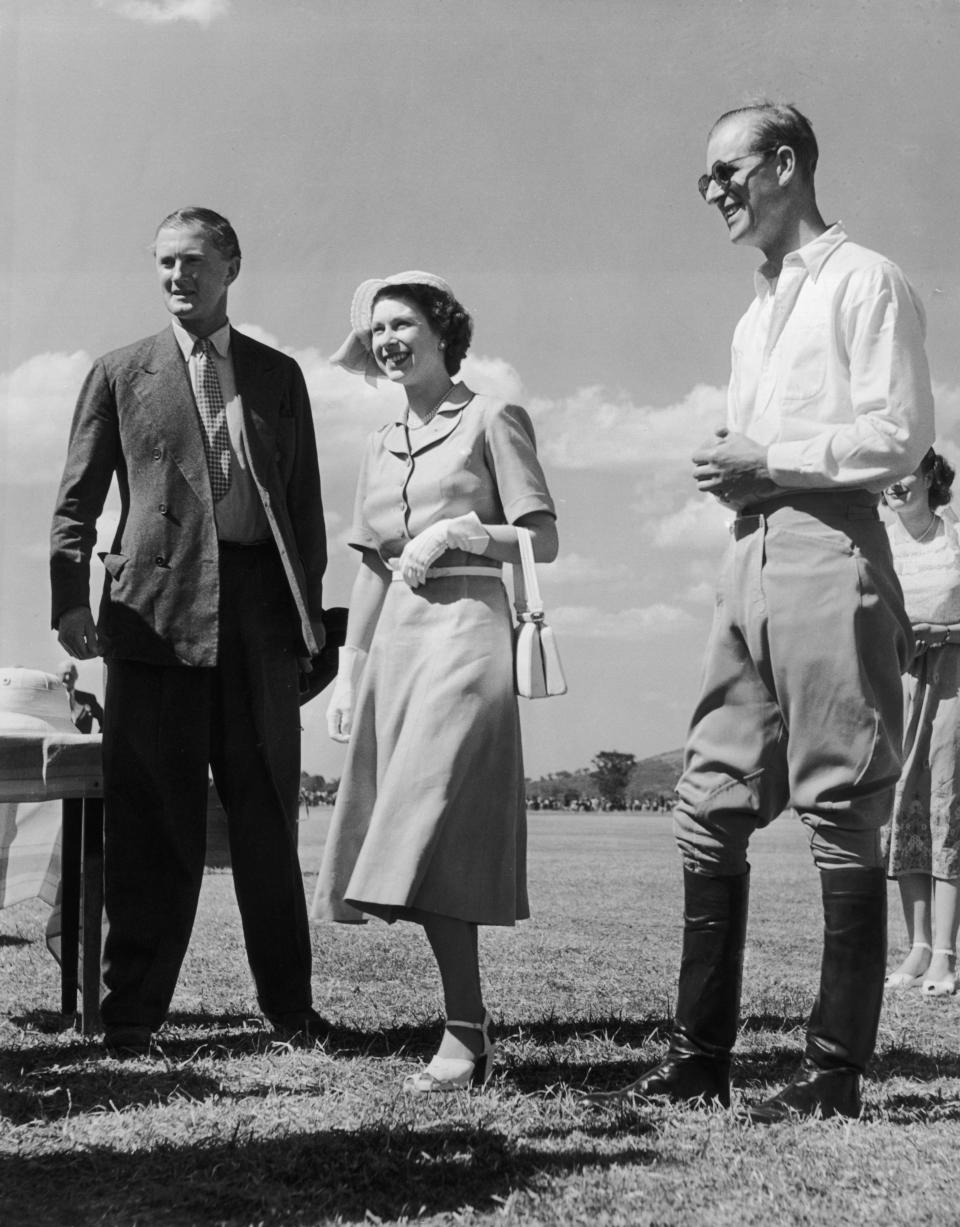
[765,262,935,490]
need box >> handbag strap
[512,527,545,621]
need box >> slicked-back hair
[372,283,473,377]
[711,102,819,181]
[153,207,242,261]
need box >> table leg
[80,797,104,1035]
[60,798,82,1016]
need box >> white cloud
[235,332,531,478]
[684,580,716,605]
[527,382,727,472]
[96,0,230,25]
[538,552,633,587]
[1,350,91,484]
[459,354,525,404]
[652,496,733,549]
[550,602,697,640]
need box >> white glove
[326,646,368,742]
[398,512,489,588]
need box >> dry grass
[1,812,958,1226]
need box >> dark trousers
[100,543,313,1030]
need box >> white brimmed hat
[0,667,79,735]
[329,270,454,381]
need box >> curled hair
[921,448,955,509]
[372,283,473,376]
[711,101,819,181]
[154,207,241,261]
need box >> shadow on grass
[0,1059,226,1124]
[0,934,31,948]
[0,1122,662,1226]
[880,1089,960,1122]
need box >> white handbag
[512,527,567,699]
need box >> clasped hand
[398,512,489,588]
[691,428,779,510]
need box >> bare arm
[343,550,392,652]
[480,511,559,565]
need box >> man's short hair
[153,207,242,261]
[712,101,819,181]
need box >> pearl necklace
[404,383,455,431]
[912,513,940,544]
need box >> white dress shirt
[728,223,935,492]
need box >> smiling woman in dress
[882,449,960,997]
[312,271,558,1090]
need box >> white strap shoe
[403,1012,495,1093]
[921,948,957,997]
[885,942,932,989]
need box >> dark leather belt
[738,489,880,519]
[218,538,274,551]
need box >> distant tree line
[303,748,682,814]
[526,750,680,813]
[300,772,339,807]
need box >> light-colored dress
[883,512,960,879]
[312,388,556,925]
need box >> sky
[4,0,960,780]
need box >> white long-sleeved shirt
[728,223,935,492]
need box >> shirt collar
[753,222,847,298]
[171,317,232,361]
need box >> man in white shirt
[592,104,934,1121]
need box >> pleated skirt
[311,573,528,925]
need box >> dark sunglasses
[698,147,779,200]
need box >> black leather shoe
[103,1025,154,1057]
[748,1059,861,1123]
[268,1008,329,1045]
[583,1055,730,1109]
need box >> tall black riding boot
[586,868,749,1109]
[750,866,886,1123]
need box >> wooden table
[0,733,104,1033]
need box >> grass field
[1,810,958,1227]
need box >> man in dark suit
[57,660,104,734]
[51,207,327,1053]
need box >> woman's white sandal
[885,941,933,989]
[921,948,957,997]
[403,1012,495,1093]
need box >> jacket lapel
[230,329,284,484]
[130,328,211,504]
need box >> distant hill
[629,748,684,798]
[528,748,684,805]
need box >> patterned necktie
[194,339,231,501]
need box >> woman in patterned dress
[312,271,558,1087]
[882,449,960,997]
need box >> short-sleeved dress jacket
[312,388,556,925]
